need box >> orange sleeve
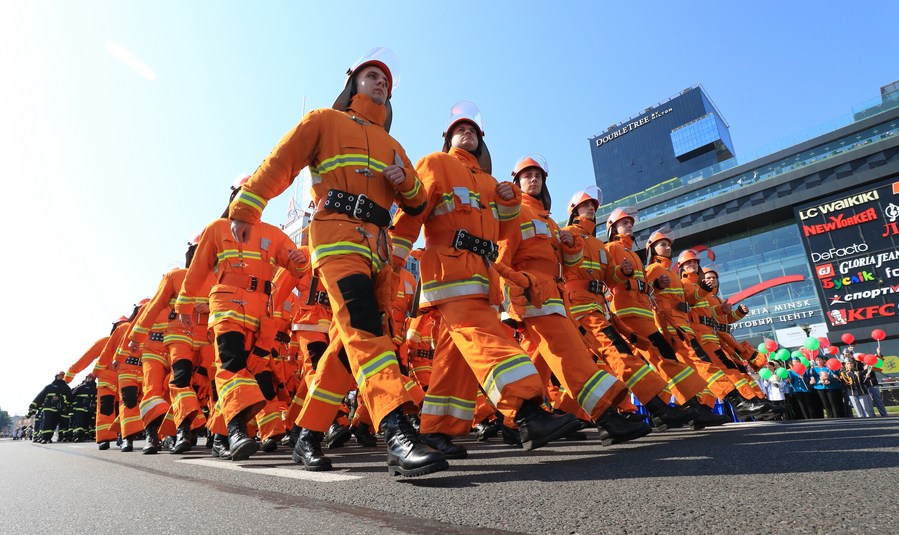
[390,154,444,266]
[93,324,128,374]
[177,221,220,316]
[129,271,175,343]
[66,336,110,382]
[229,110,323,224]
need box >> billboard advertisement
[794,178,899,334]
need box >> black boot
[382,408,448,477]
[142,424,160,455]
[211,434,230,459]
[725,391,771,419]
[420,433,468,459]
[285,425,301,448]
[120,436,134,452]
[98,441,110,451]
[406,413,421,432]
[261,436,280,453]
[595,408,652,446]
[683,399,731,430]
[291,428,332,471]
[325,422,352,449]
[645,397,698,429]
[501,425,522,447]
[226,415,257,461]
[514,400,581,451]
[170,420,193,454]
[351,423,378,447]
[474,420,499,442]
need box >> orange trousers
[625,317,707,405]
[95,371,120,443]
[139,340,171,428]
[117,364,145,438]
[663,328,736,401]
[699,340,765,399]
[212,322,266,426]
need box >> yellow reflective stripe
[484,355,538,405]
[313,153,388,174]
[668,367,696,388]
[132,325,149,334]
[400,178,422,200]
[422,275,489,303]
[140,353,169,367]
[708,371,726,385]
[521,298,567,318]
[164,334,193,346]
[210,310,260,328]
[563,249,583,267]
[581,260,602,270]
[495,202,519,221]
[355,352,399,386]
[217,249,263,262]
[421,395,476,420]
[309,385,344,406]
[234,189,267,212]
[626,365,654,389]
[256,411,281,426]
[577,370,619,415]
[312,241,382,269]
[173,391,198,404]
[392,236,413,258]
[219,377,258,399]
[615,307,656,319]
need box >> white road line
[177,458,364,482]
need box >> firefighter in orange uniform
[113,299,151,451]
[678,251,772,418]
[563,190,726,429]
[65,336,110,385]
[92,315,131,450]
[604,208,710,412]
[228,49,448,477]
[390,101,580,457]
[178,177,308,461]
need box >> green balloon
[776,368,789,379]
[791,350,803,360]
[803,337,820,351]
[759,368,773,380]
[775,348,791,361]
[877,358,884,368]
[800,356,811,367]
[757,343,769,355]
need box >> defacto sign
[794,178,899,335]
[594,107,673,147]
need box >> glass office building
[591,81,899,361]
[589,85,735,206]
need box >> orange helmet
[606,206,637,240]
[188,231,202,247]
[137,298,151,306]
[511,154,548,180]
[567,191,600,216]
[677,249,700,265]
[646,226,674,258]
[333,48,400,131]
[702,265,720,277]
[114,315,128,323]
[442,101,491,173]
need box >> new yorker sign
[794,178,899,335]
[594,107,673,147]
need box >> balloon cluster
[756,329,889,376]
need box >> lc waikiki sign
[794,178,899,334]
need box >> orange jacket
[391,148,521,308]
[177,218,307,332]
[645,255,697,334]
[390,267,418,345]
[497,194,581,318]
[681,272,720,345]
[66,336,110,383]
[290,268,332,334]
[562,218,629,321]
[129,268,186,345]
[604,234,656,327]
[228,94,426,272]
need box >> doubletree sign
[794,178,899,333]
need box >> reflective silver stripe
[484,355,538,405]
[421,395,476,421]
[577,370,619,416]
[421,276,489,304]
[292,323,329,332]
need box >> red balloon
[872,329,886,341]
[827,346,839,355]
[864,354,879,366]
[826,358,842,371]
[800,348,812,358]
[792,362,807,375]
[855,353,866,361]
[841,333,855,345]
[817,337,830,349]
[764,339,778,352]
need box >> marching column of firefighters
[31,48,802,476]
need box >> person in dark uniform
[28,372,74,443]
[71,374,98,442]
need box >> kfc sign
[827,303,896,326]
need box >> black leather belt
[676,302,690,313]
[322,189,391,228]
[275,331,291,344]
[168,310,178,320]
[125,356,142,367]
[314,291,330,306]
[415,349,434,359]
[453,229,498,261]
[149,332,164,342]
[588,280,603,294]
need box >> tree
[0,408,12,434]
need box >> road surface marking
[177,458,363,482]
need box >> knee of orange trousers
[521,314,626,419]
[420,342,479,436]
[437,299,545,414]
[317,258,413,429]
[591,329,668,404]
[296,339,356,432]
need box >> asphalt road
[2,417,897,534]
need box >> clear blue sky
[1,1,896,415]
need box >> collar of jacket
[347,94,387,127]
[615,233,634,250]
[522,193,548,215]
[448,147,483,171]
[573,217,597,236]
[653,256,673,269]
[682,271,698,283]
